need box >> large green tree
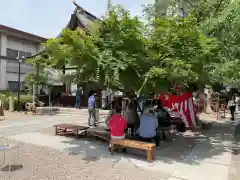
[28,0,240,98]
[35,2,148,94]
[142,4,219,93]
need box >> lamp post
[17,56,24,112]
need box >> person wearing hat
[88,92,97,126]
[136,106,160,147]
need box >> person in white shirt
[137,107,160,147]
[235,94,240,111]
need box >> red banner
[159,92,197,128]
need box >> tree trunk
[35,62,40,102]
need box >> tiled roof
[63,1,99,31]
[31,2,99,58]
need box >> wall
[7,36,38,54]
[0,33,7,89]
[6,35,38,89]
[6,73,26,82]
[6,61,34,74]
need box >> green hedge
[14,94,33,110]
[0,93,9,109]
[0,93,32,110]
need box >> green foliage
[0,93,32,110]
[27,0,240,94]
[97,2,149,92]
[24,71,51,85]
[189,0,240,86]
[0,93,9,109]
[144,12,218,92]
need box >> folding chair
[0,139,20,172]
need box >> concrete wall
[6,61,34,75]
[7,36,38,54]
[0,33,7,89]
[6,73,26,82]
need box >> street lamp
[16,56,24,112]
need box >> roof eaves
[28,2,100,60]
[0,24,47,42]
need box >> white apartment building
[0,24,47,92]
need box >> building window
[6,49,32,59]
[8,81,24,92]
[6,48,11,57]
[12,50,18,58]
[25,52,32,58]
[19,51,25,58]
[6,48,19,59]
[8,81,19,92]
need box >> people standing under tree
[228,95,236,121]
[88,93,97,126]
[123,93,138,137]
[101,90,107,109]
[75,86,82,109]
[56,91,61,106]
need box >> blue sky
[0,0,154,38]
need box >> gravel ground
[0,141,171,180]
[229,120,240,180]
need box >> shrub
[14,94,33,110]
[0,93,9,109]
[0,93,33,110]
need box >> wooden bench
[110,139,156,162]
[53,124,89,137]
[86,127,110,141]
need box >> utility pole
[17,56,24,112]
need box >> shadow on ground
[59,120,234,166]
[0,164,23,172]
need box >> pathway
[0,109,108,136]
[0,110,237,179]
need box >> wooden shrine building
[34,1,101,107]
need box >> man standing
[75,87,82,109]
[137,107,160,147]
[228,95,236,121]
[88,93,97,126]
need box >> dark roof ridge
[72,0,100,21]
[30,1,100,58]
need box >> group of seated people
[108,105,160,148]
